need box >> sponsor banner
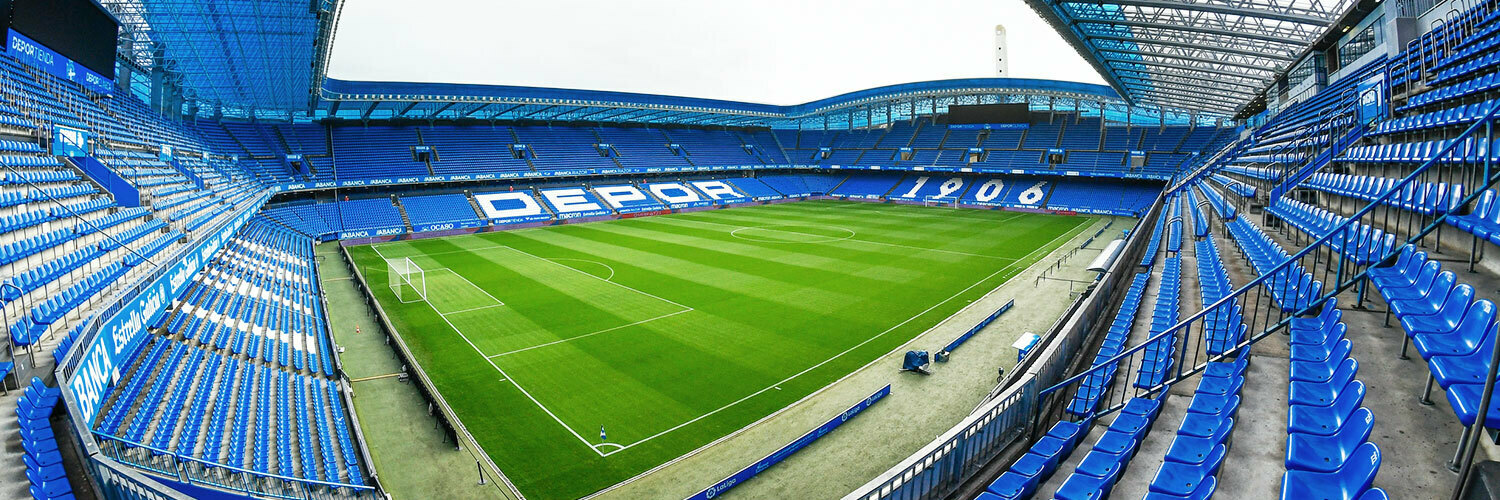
[687,385,891,500]
[947,123,1030,130]
[337,226,406,240]
[7,29,113,94]
[666,200,715,209]
[414,220,484,233]
[553,209,611,220]
[614,205,665,214]
[69,193,267,422]
[492,214,554,226]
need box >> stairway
[465,190,486,220]
[393,197,412,232]
[413,129,436,176]
[1269,123,1367,201]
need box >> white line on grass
[437,267,506,306]
[544,257,617,281]
[594,216,1090,456]
[485,308,693,359]
[370,245,608,456]
[501,245,695,311]
[444,304,507,315]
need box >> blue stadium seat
[1280,443,1381,500]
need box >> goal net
[387,257,427,303]
[924,195,959,208]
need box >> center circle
[729,224,856,243]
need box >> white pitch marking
[443,304,507,315]
[500,245,694,311]
[486,308,693,359]
[435,266,506,306]
[370,244,606,456]
[544,257,617,281]
[591,441,627,453]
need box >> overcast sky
[326,0,1105,105]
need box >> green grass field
[345,200,1091,500]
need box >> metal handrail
[93,432,376,491]
[56,190,270,378]
[1042,99,1500,397]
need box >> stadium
[3,0,1500,499]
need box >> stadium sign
[336,227,406,239]
[6,29,113,94]
[947,123,1029,130]
[69,193,268,422]
[414,220,485,233]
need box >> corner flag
[600,425,607,441]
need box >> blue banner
[686,385,891,500]
[491,214,554,226]
[948,123,1030,130]
[6,29,113,94]
[337,226,406,239]
[413,220,484,233]
[52,126,90,157]
[68,193,267,422]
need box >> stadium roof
[313,77,1218,127]
[102,0,342,113]
[97,0,1223,126]
[1025,0,1355,115]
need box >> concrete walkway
[316,244,516,500]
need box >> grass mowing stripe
[347,202,1094,500]
[659,215,1018,261]
[568,220,936,287]
[628,217,932,283]
[665,205,1059,257]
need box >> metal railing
[93,432,376,499]
[845,196,1169,500]
[47,189,391,499]
[1038,100,1500,430]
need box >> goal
[924,196,959,208]
[387,257,427,303]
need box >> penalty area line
[370,245,605,456]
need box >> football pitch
[344,200,1093,500]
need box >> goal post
[387,257,427,303]
[924,195,959,208]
